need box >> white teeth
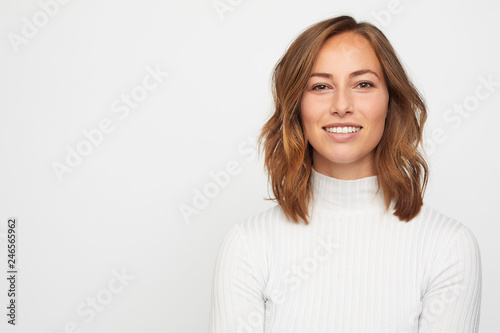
[324,126,361,133]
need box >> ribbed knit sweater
[208,167,482,332]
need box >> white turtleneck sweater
[208,167,482,332]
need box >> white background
[0,0,499,332]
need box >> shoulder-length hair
[257,15,428,224]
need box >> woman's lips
[322,126,362,142]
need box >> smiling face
[300,31,389,180]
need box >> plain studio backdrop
[0,0,498,332]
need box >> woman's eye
[356,81,374,89]
[312,84,329,90]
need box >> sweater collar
[310,165,387,213]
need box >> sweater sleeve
[418,225,482,332]
[208,224,266,333]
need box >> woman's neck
[312,151,376,180]
[310,165,387,214]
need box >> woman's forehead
[312,32,383,76]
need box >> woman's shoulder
[229,204,310,243]
[416,203,482,300]
[236,204,295,233]
[415,202,479,248]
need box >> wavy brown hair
[257,15,428,224]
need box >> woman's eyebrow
[349,69,380,79]
[309,69,380,79]
[310,72,332,79]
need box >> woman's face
[300,32,389,180]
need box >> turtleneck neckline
[310,165,387,214]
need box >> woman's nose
[329,87,353,116]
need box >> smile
[323,126,361,133]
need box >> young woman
[209,15,481,332]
